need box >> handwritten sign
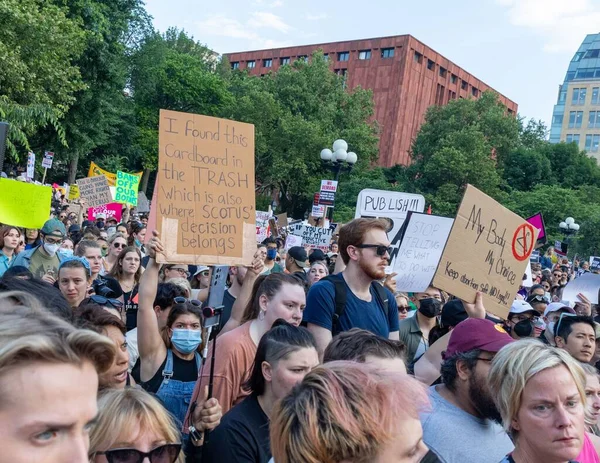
[114,171,140,206]
[289,223,333,251]
[355,189,425,272]
[156,109,256,265]
[393,213,454,292]
[87,203,123,222]
[432,184,538,319]
[285,234,303,250]
[562,273,600,304]
[68,184,80,200]
[0,179,52,228]
[88,162,142,187]
[256,211,270,243]
[76,175,112,208]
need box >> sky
[145,0,600,128]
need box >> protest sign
[562,273,600,304]
[312,205,325,218]
[114,171,140,206]
[554,240,568,256]
[590,256,600,271]
[42,151,54,169]
[432,185,538,319]
[0,179,51,228]
[320,180,338,192]
[145,180,158,245]
[393,213,454,292]
[156,109,256,265]
[289,223,333,250]
[256,211,270,243]
[355,189,425,272]
[526,213,546,246]
[276,213,288,227]
[88,162,143,187]
[285,234,303,250]
[136,192,150,213]
[87,203,123,222]
[68,184,80,200]
[76,175,112,208]
[26,152,35,180]
[523,262,534,288]
[269,218,279,237]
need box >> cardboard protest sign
[114,171,140,206]
[562,273,600,304]
[0,179,52,228]
[289,223,333,251]
[285,234,303,250]
[432,185,538,319]
[156,109,256,265]
[76,176,112,208]
[256,211,270,243]
[526,213,546,246]
[355,189,425,272]
[590,256,600,271]
[393,213,454,292]
[136,192,150,213]
[87,203,123,222]
[276,213,288,226]
[68,184,80,200]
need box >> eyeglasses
[510,314,540,323]
[171,267,190,277]
[114,242,126,249]
[174,296,202,307]
[398,305,410,313]
[475,357,494,363]
[355,244,392,257]
[90,295,123,309]
[96,443,181,463]
[555,312,577,338]
[45,237,63,245]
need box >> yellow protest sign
[0,179,52,228]
[156,109,256,265]
[114,171,140,206]
[432,185,538,319]
[87,162,142,187]
[68,184,80,200]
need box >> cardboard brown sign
[432,185,538,319]
[76,175,112,208]
[156,109,256,265]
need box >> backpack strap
[371,281,390,322]
[321,274,347,335]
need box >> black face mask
[420,449,442,463]
[418,298,442,318]
[512,319,534,338]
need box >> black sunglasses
[527,294,548,304]
[96,443,181,463]
[174,296,202,307]
[114,242,126,249]
[89,295,123,309]
[398,305,410,313]
[355,243,391,257]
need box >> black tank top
[133,352,199,394]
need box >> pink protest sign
[88,203,123,222]
[526,213,546,244]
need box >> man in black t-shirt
[286,246,308,285]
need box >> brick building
[225,35,518,167]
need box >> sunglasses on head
[555,312,577,338]
[355,244,391,257]
[174,296,202,307]
[96,443,181,463]
[90,295,123,309]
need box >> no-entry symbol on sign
[512,223,535,261]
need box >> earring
[258,310,265,321]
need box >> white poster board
[523,262,534,288]
[289,223,333,251]
[562,273,600,304]
[285,234,303,250]
[393,213,454,292]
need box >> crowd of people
[2,188,600,463]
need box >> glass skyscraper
[550,33,600,159]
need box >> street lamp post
[319,139,357,222]
[559,217,580,246]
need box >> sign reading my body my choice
[432,184,538,319]
[157,109,256,265]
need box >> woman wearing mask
[89,388,222,463]
[307,261,328,287]
[185,268,307,423]
[128,222,147,256]
[504,301,539,340]
[0,226,21,277]
[203,321,319,463]
[109,246,142,331]
[136,233,206,426]
[58,257,93,308]
[60,238,75,256]
[23,228,41,250]
[104,232,127,274]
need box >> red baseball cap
[442,318,514,360]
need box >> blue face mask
[171,329,202,354]
[267,248,277,260]
[134,238,141,247]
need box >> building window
[566,71,576,81]
[592,87,600,105]
[439,67,447,78]
[585,134,600,152]
[575,68,596,79]
[231,61,239,70]
[280,57,290,65]
[552,114,563,125]
[448,90,457,100]
[358,50,371,60]
[566,134,580,144]
[323,54,329,61]
[472,87,479,97]
[508,108,514,116]
[569,111,583,128]
[572,88,587,105]
[574,51,585,61]
[338,51,349,62]
[297,55,308,62]
[558,88,567,103]
[589,111,600,128]
[585,49,600,59]
[427,59,435,70]
[263,59,272,68]
[414,51,423,64]
[247,60,256,69]
[334,68,347,76]
[461,80,468,91]
[381,48,394,58]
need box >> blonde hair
[0,302,114,397]
[581,363,600,427]
[488,339,586,439]
[89,388,184,462]
[166,277,192,298]
[270,361,428,463]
